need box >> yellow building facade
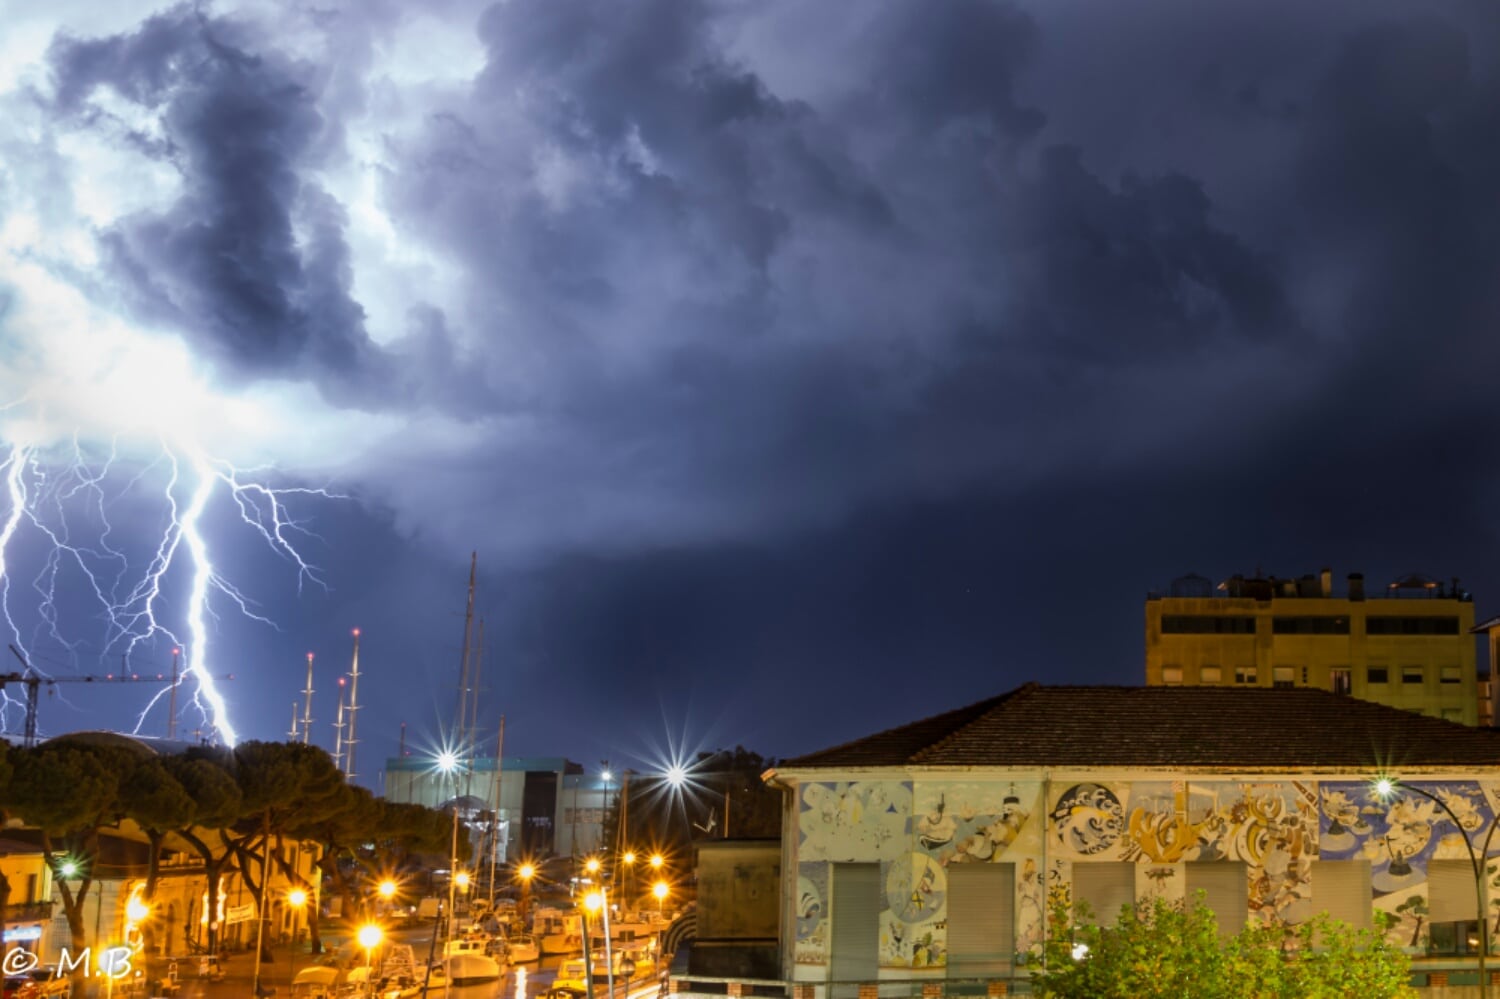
[1146,569,1482,725]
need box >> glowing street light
[1374,774,1500,999]
[287,888,308,909]
[585,857,601,876]
[649,854,664,871]
[357,923,383,998]
[455,871,471,892]
[378,879,397,901]
[665,764,687,788]
[652,880,669,915]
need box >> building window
[1441,666,1462,685]
[1402,666,1425,685]
[1273,666,1295,689]
[1367,666,1389,684]
[1200,665,1222,684]
[1162,666,1183,685]
[1272,616,1350,634]
[1235,666,1257,685]
[1366,616,1461,635]
[1161,615,1257,634]
[1330,668,1351,695]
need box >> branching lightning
[0,434,340,746]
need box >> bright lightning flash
[0,435,337,745]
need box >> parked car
[23,968,68,997]
[2,975,37,999]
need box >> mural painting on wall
[1050,781,1319,925]
[881,853,947,967]
[911,782,1044,965]
[795,863,829,965]
[799,781,913,862]
[1320,779,1500,948]
[913,782,1038,865]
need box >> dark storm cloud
[17,0,1500,761]
[44,8,485,413]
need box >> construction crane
[4,644,233,748]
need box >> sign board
[224,903,256,925]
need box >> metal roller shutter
[1186,862,1247,937]
[947,864,1015,978]
[1073,863,1135,926]
[1428,859,1478,923]
[1311,860,1372,929]
[829,863,882,999]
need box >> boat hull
[447,951,503,985]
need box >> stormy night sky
[2,0,1498,786]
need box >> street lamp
[425,751,464,996]
[649,854,664,872]
[287,889,308,989]
[517,862,535,925]
[357,923,383,998]
[1375,776,1500,997]
[583,889,615,999]
[652,880,669,915]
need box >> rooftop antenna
[345,628,363,781]
[167,646,181,739]
[300,652,315,744]
[332,676,347,775]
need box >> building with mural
[763,684,1500,994]
[1144,569,1487,725]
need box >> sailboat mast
[488,715,505,901]
[454,552,477,752]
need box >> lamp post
[357,923,383,999]
[584,889,615,999]
[287,888,307,991]
[425,751,463,995]
[517,863,535,926]
[1375,776,1500,998]
[652,880,669,916]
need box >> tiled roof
[781,684,1500,770]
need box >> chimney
[1321,567,1332,598]
[1348,573,1365,602]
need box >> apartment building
[1145,569,1484,725]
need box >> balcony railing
[3,901,55,921]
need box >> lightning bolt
[0,433,340,746]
